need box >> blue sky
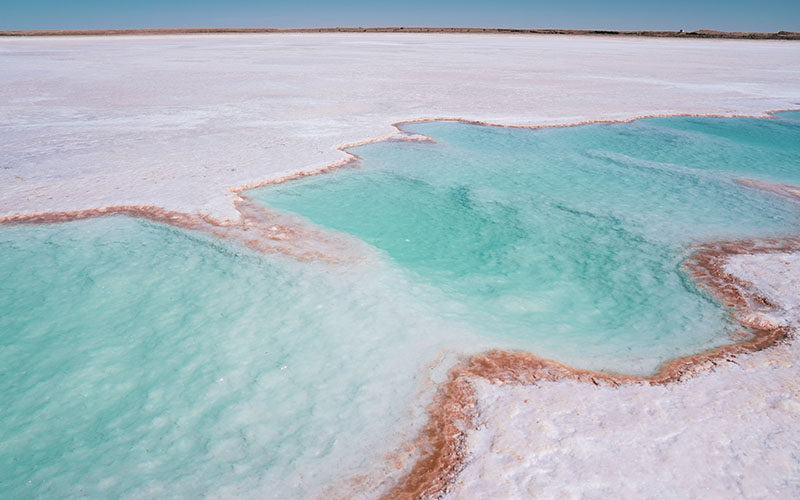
[2,0,799,32]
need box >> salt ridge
[438,246,800,499]
[384,237,800,499]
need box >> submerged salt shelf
[2,115,800,499]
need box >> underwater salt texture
[253,115,800,372]
[2,115,800,499]
[0,219,492,499]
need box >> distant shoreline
[2,27,799,40]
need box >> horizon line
[2,27,799,40]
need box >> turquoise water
[0,218,485,499]
[2,115,800,499]
[772,110,800,121]
[253,116,800,369]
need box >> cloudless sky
[2,0,799,32]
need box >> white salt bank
[444,252,800,499]
[2,34,800,221]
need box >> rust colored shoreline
[391,108,800,132]
[384,238,799,500]
[0,200,360,263]
[228,109,800,195]
[1,27,799,40]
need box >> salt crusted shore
[445,281,800,500]
[2,33,800,499]
[386,241,800,500]
[2,33,800,222]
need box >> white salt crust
[2,33,800,222]
[444,253,800,500]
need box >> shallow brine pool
[2,114,800,498]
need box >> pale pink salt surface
[2,33,800,222]
[443,253,800,500]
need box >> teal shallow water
[1,218,482,499]
[253,115,800,369]
[2,115,800,498]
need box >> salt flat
[1,33,799,221]
[3,33,800,499]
